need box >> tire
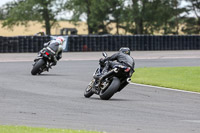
[99,77,120,100]
[84,80,95,98]
[31,59,45,75]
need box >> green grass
[131,66,200,92]
[0,125,104,133]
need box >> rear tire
[84,80,95,98]
[99,77,120,100]
[31,59,45,75]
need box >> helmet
[119,47,130,55]
[56,36,65,45]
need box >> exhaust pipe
[127,78,131,83]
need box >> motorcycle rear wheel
[99,77,120,100]
[31,59,45,75]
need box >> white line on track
[130,82,200,95]
[0,60,32,62]
[0,59,97,62]
[181,120,200,123]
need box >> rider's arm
[104,53,119,62]
[130,59,135,75]
[57,51,62,60]
[44,41,50,47]
[56,46,63,60]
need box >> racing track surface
[0,51,200,133]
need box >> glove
[99,58,105,64]
[51,56,58,66]
[51,61,57,66]
[56,55,62,60]
[43,41,50,47]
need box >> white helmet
[56,36,65,45]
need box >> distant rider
[36,36,65,66]
[95,47,135,79]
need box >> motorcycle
[84,52,132,100]
[31,48,55,75]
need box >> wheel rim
[100,81,110,94]
[85,80,94,92]
[86,85,92,92]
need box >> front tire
[99,77,120,100]
[84,80,95,98]
[31,59,45,75]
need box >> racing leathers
[99,52,135,78]
[38,40,63,66]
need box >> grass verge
[131,66,200,92]
[0,125,103,133]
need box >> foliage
[65,0,125,34]
[181,17,200,34]
[65,0,189,35]
[0,125,102,133]
[182,0,200,34]
[120,0,187,34]
[0,0,199,35]
[1,0,65,35]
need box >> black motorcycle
[31,48,55,75]
[84,52,132,100]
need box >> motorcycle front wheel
[84,79,95,98]
[99,77,120,100]
[31,59,45,75]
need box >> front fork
[91,79,100,94]
[92,78,111,95]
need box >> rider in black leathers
[95,47,135,80]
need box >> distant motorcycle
[31,48,55,75]
[84,52,132,100]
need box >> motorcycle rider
[36,36,65,66]
[95,47,135,80]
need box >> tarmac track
[0,51,200,133]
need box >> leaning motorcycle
[84,52,132,100]
[31,48,55,75]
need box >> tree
[65,0,125,34]
[65,0,94,34]
[156,0,186,35]
[120,0,187,35]
[108,0,126,34]
[182,0,200,34]
[90,0,125,34]
[1,0,65,35]
[120,0,160,34]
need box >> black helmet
[119,47,130,55]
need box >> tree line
[0,0,199,35]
